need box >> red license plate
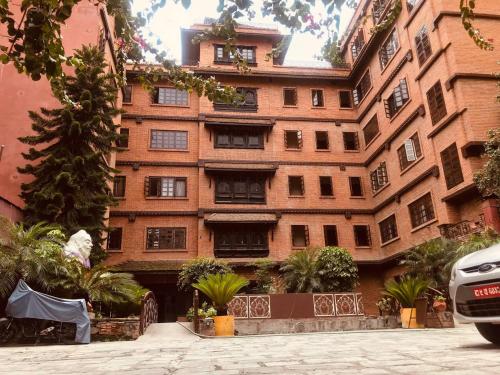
[473,284,500,299]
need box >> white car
[449,243,500,345]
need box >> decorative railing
[139,291,158,335]
[439,214,485,241]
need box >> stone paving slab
[0,323,500,374]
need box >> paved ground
[1,323,499,374]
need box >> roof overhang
[112,260,184,273]
[204,212,279,225]
[202,116,275,128]
[202,162,278,174]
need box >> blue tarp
[5,280,90,344]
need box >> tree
[251,259,274,294]
[316,246,359,292]
[280,248,321,293]
[474,129,500,198]
[177,257,232,292]
[18,46,120,264]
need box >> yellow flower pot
[213,315,235,336]
[400,308,424,328]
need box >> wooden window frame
[214,176,266,204]
[283,87,298,107]
[107,227,123,251]
[370,162,389,192]
[214,87,258,112]
[319,176,334,197]
[146,227,186,250]
[214,129,264,149]
[397,133,422,171]
[113,176,126,197]
[117,128,129,149]
[324,225,339,247]
[353,70,372,106]
[311,89,325,108]
[379,28,400,70]
[343,131,360,151]
[349,176,364,197]
[214,226,269,258]
[315,131,330,150]
[339,90,353,108]
[440,143,464,189]
[354,225,371,247]
[291,225,310,248]
[415,25,432,66]
[284,130,303,149]
[384,78,410,118]
[214,44,257,65]
[362,115,380,146]
[150,130,188,150]
[351,28,365,61]
[288,175,305,196]
[426,81,447,125]
[408,192,436,228]
[145,176,187,198]
[153,87,189,106]
[378,214,399,244]
[122,85,132,104]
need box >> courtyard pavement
[0,323,499,374]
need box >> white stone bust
[64,230,92,268]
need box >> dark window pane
[409,193,435,228]
[379,29,399,69]
[319,176,333,196]
[379,215,399,243]
[292,225,309,247]
[349,177,363,197]
[215,176,265,203]
[354,225,371,247]
[440,143,464,189]
[289,176,304,196]
[415,25,432,66]
[107,228,122,250]
[284,88,298,106]
[117,128,129,148]
[285,130,302,149]
[146,227,186,250]
[123,85,132,103]
[339,91,352,108]
[324,225,339,246]
[113,176,126,197]
[343,132,359,150]
[353,70,371,106]
[363,115,379,145]
[426,81,447,125]
[315,131,329,150]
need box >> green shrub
[251,259,274,294]
[316,246,359,292]
[384,276,428,308]
[177,257,232,292]
[280,248,321,293]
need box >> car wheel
[475,323,500,345]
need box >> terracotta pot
[433,300,447,313]
[400,308,424,328]
[213,315,234,336]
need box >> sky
[131,0,356,65]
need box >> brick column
[481,198,500,233]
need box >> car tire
[475,323,500,345]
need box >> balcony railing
[214,247,269,258]
[439,214,485,241]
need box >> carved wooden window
[312,89,324,107]
[146,227,186,250]
[379,29,399,69]
[315,131,329,150]
[415,26,432,66]
[363,115,380,145]
[145,177,186,198]
[150,130,187,150]
[113,176,126,197]
[153,87,188,106]
[283,88,298,106]
[370,162,389,192]
[384,78,409,118]
[319,176,334,196]
[349,177,364,197]
[117,128,129,148]
[324,225,339,246]
[214,129,263,149]
[214,226,269,258]
[284,130,303,149]
[215,176,265,203]
[107,228,122,251]
[123,85,132,103]
[379,215,399,244]
[397,133,422,170]
[353,70,371,106]
[440,143,464,189]
[288,176,305,196]
[409,193,435,228]
[214,87,258,111]
[354,225,371,247]
[339,90,353,108]
[343,131,359,151]
[426,81,447,125]
[292,225,309,247]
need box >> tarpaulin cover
[5,280,90,344]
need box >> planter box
[91,317,140,340]
[425,312,455,328]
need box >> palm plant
[384,276,429,308]
[280,249,321,293]
[0,217,66,298]
[192,273,249,315]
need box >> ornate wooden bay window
[215,175,266,204]
[213,225,269,258]
[214,87,258,112]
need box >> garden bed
[91,317,140,341]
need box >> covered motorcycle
[5,280,90,344]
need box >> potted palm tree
[193,273,248,336]
[384,276,428,328]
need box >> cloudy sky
[132,0,355,65]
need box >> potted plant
[376,296,397,316]
[193,273,248,336]
[433,295,447,312]
[384,276,428,328]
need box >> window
[353,70,372,106]
[415,26,432,66]
[153,87,189,106]
[343,132,359,151]
[315,131,329,150]
[214,45,256,64]
[146,227,186,250]
[214,87,258,111]
[370,162,389,192]
[107,228,122,251]
[409,193,435,228]
[150,130,187,150]
[283,88,298,106]
[292,225,309,247]
[145,177,187,198]
[113,176,126,197]
[384,78,409,118]
[351,28,365,61]
[215,176,265,203]
[349,177,363,197]
[397,133,422,170]
[324,225,339,246]
[440,143,464,189]
[354,225,371,247]
[319,176,334,196]
[363,115,380,145]
[312,89,324,107]
[379,215,398,244]
[214,227,269,258]
[426,81,447,125]
[372,0,390,23]
[215,129,263,149]
[288,176,304,196]
[284,130,302,149]
[123,85,132,103]
[339,91,352,108]
[407,0,420,12]
[117,128,129,148]
[379,29,399,69]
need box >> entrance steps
[137,323,198,345]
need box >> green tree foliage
[474,129,500,198]
[177,257,232,292]
[18,46,120,264]
[316,246,359,292]
[193,273,249,315]
[280,248,321,293]
[450,228,500,266]
[251,259,274,294]
[384,276,428,308]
